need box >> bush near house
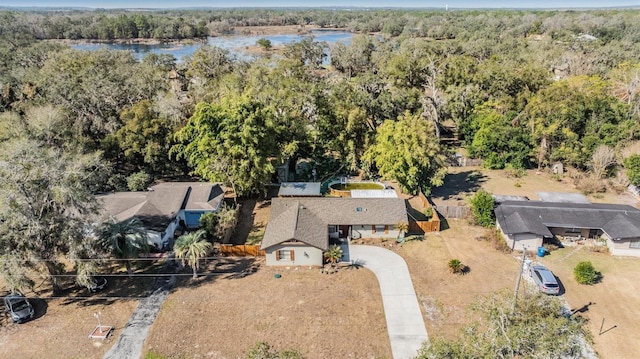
[469,190,495,228]
[574,261,600,285]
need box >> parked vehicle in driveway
[529,265,560,295]
[3,293,35,323]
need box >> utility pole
[512,246,527,313]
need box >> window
[276,250,295,261]
[329,225,338,234]
[565,228,582,234]
[630,241,640,249]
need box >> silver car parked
[3,293,35,323]
[529,265,560,295]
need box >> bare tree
[421,58,444,138]
[590,144,616,179]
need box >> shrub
[107,173,127,191]
[483,229,511,253]
[448,259,466,274]
[505,167,526,178]
[543,243,560,252]
[256,38,272,50]
[246,342,304,359]
[127,171,152,191]
[624,154,640,186]
[423,207,434,219]
[576,176,606,195]
[469,190,495,228]
[573,261,600,285]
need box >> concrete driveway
[349,245,428,359]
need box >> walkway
[349,245,429,359]
[103,259,180,359]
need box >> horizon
[1,0,639,10]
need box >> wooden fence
[409,220,440,233]
[219,244,265,257]
[410,189,441,233]
[454,156,483,167]
[435,205,471,219]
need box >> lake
[70,30,353,62]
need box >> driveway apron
[349,245,429,359]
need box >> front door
[340,225,350,238]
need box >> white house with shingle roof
[97,182,225,249]
[261,197,408,266]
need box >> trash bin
[537,246,546,257]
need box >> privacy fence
[219,244,265,257]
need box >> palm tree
[448,259,465,274]
[395,221,409,239]
[99,217,150,276]
[174,230,212,279]
[323,245,344,266]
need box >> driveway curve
[349,245,428,359]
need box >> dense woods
[0,7,640,290]
[1,8,639,192]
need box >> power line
[0,272,239,278]
[0,255,237,262]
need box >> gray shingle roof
[261,197,407,250]
[495,201,640,240]
[98,182,224,231]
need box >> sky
[1,0,639,9]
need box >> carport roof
[278,182,322,197]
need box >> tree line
[2,8,640,42]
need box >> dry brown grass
[436,166,638,207]
[0,273,149,359]
[0,259,161,359]
[143,260,391,359]
[397,221,520,340]
[536,248,640,359]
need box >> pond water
[70,30,353,62]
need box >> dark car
[86,276,108,293]
[529,265,560,295]
[3,293,35,323]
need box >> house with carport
[495,200,640,256]
[261,197,408,266]
[97,182,225,249]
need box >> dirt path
[102,258,180,359]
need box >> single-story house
[97,182,225,249]
[261,197,408,266]
[495,200,640,256]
